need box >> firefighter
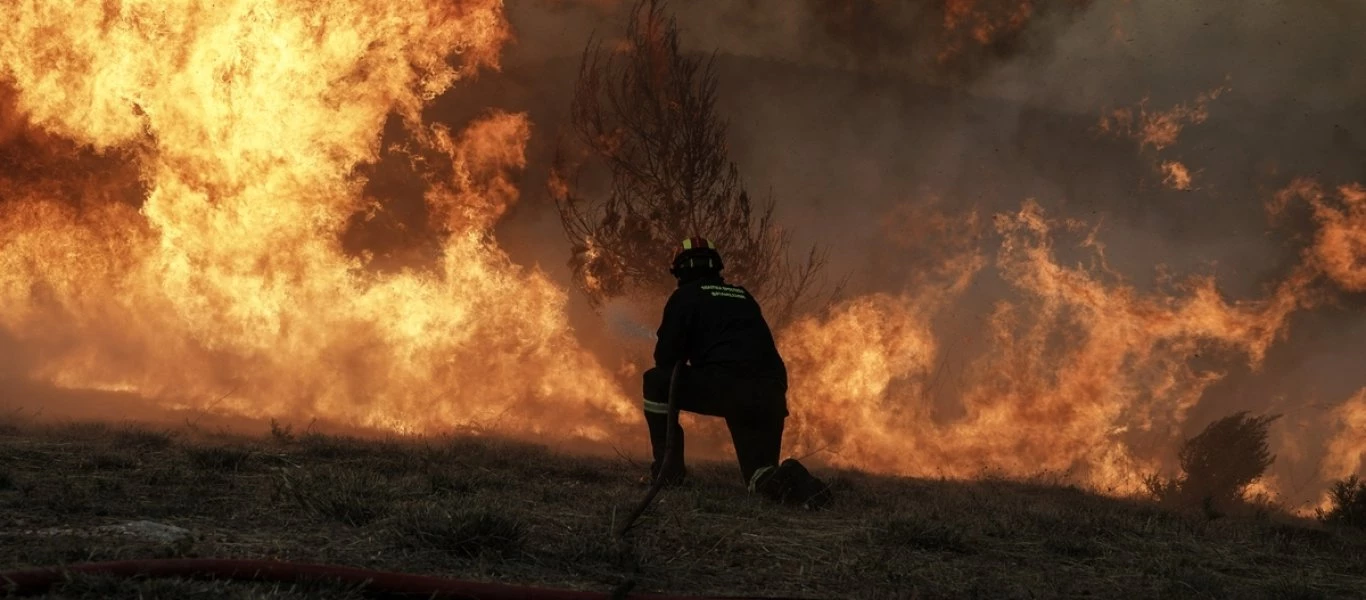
[641,236,831,509]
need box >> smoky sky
[454,0,1366,467]
[1,0,1362,482]
[489,0,1365,286]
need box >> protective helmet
[669,236,724,277]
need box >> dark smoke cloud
[511,0,1092,82]
[491,1,1361,290]
[978,0,1366,112]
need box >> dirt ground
[1,419,1364,599]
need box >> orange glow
[1,1,1362,505]
[943,0,1035,45]
[1099,86,1228,152]
[1307,388,1366,513]
[781,201,1311,492]
[1161,161,1193,190]
[938,0,1059,63]
[1322,389,1366,480]
[1271,179,1366,293]
[0,0,632,438]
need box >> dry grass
[0,420,1364,599]
[388,502,526,557]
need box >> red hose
[0,558,813,599]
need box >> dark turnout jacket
[653,276,787,380]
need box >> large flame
[1322,389,1366,482]
[0,0,631,437]
[0,1,1362,502]
[782,200,1312,492]
[1271,179,1366,293]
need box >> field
[1,419,1364,599]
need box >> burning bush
[1145,411,1281,514]
[1316,475,1366,530]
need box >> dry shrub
[1316,475,1366,530]
[269,418,296,444]
[1146,411,1280,514]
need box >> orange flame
[943,0,1036,46]
[1322,389,1366,481]
[782,201,1311,492]
[1,1,1362,504]
[0,1,632,437]
[936,0,1083,65]
[1099,86,1228,152]
[1160,161,1193,191]
[1272,179,1366,293]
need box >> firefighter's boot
[752,458,833,510]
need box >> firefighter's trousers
[642,364,788,486]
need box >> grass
[389,501,526,557]
[0,421,1364,599]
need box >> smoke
[483,0,1366,502]
[1,0,1363,505]
[979,1,1366,112]
[602,299,657,342]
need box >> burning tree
[551,0,835,326]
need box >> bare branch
[549,0,839,324]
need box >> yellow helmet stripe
[680,237,716,250]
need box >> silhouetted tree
[1145,411,1281,514]
[551,0,837,326]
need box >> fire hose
[614,361,684,540]
[1,365,821,599]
